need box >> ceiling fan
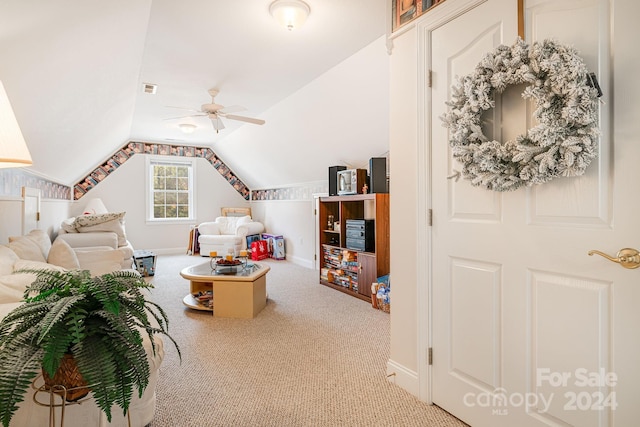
[165,89,265,133]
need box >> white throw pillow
[0,246,19,276]
[9,230,52,260]
[73,213,127,246]
[61,217,78,233]
[25,229,52,259]
[74,212,125,227]
[8,237,47,263]
[48,239,81,270]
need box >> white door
[430,0,639,426]
[21,187,40,234]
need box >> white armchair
[198,216,264,256]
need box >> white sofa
[56,211,134,269]
[198,215,264,256]
[0,230,163,427]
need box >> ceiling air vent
[142,83,157,94]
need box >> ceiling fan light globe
[270,0,310,31]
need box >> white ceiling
[0,0,387,187]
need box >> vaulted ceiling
[0,0,388,188]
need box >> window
[147,157,195,221]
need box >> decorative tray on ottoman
[213,259,244,275]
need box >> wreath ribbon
[441,38,600,191]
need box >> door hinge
[428,209,433,226]
[314,254,317,261]
[427,69,432,88]
[36,212,40,221]
[428,347,433,365]
[314,208,317,215]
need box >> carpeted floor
[146,254,466,427]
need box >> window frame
[145,155,196,224]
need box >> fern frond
[0,299,51,327]
[40,323,74,378]
[0,344,44,427]
[37,294,86,344]
[72,336,118,422]
[89,275,122,314]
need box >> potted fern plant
[0,268,180,427]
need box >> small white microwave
[337,169,367,195]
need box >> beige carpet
[146,254,466,427]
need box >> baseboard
[146,247,186,255]
[386,359,421,399]
[288,255,314,269]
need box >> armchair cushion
[74,248,126,276]
[198,222,221,235]
[47,238,81,270]
[56,231,119,250]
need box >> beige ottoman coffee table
[180,261,270,318]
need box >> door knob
[588,248,640,269]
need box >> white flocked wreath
[441,38,600,191]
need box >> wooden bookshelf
[318,194,389,302]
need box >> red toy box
[251,240,269,261]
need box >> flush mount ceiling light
[269,0,310,31]
[179,123,197,134]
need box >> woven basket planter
[42,354,90,401]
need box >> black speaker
[328,166,346,196]
[369,157,388,193]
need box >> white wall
[251,199,316,268]
[229,35,391,268]
[0,197,71,244]
[388,26,419,382]
[77,154,249,254]
[214,36,391,190]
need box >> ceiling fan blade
[165,106,203,113]
[163,114,207,121]
[210,115,225,131]
[219,105,246,114]
[224,114,265,125]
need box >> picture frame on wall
[393,0,417,30]
[392,0,443,32]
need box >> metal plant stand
[32,376,131,427]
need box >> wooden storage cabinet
[318,194,389,302]
[357,252,376,299]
